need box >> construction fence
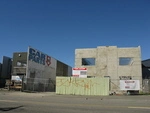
[56,77,110,96]
[22,78,55,92]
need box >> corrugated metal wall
[56,77,109,96]
[56,60,70,77]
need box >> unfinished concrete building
[75,46,142,93]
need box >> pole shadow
[0,106,24,111]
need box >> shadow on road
[0,106,23,111]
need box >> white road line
[128,107,150,109]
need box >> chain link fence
[22,78,55,92]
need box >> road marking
[128,107,150,109]
[0,100,18,103]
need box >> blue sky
[0,0,149,67]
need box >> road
[0,90,150,113]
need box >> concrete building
[75,46,142,93]
[12,52,27,77]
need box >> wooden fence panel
[56,77,109,96]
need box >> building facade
[12,52,27,76]
[0,56,12,88]
[142,59,150,79]
[75,46,142,93]
[11,47,72,91]
[142,59,150,93]
[0,63,3,88]
[0,63,2,76]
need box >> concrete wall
[12,52,27,75]
[75,46,142,92]
[12,52,27,67]
[75,48,97,76]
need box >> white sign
[120,80,140,90]
[11,76,22,82]
[72,68,87,78]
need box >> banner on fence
[120,80,140,90]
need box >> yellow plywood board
[56,77,109,96]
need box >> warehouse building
[11,47,72,92]
[0,63,3,88]
[142,59,150,93]
[142,59,150,79]
[0,56,12,88]
[75,46,142,94]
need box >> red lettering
[46,56,51,66]
[125,86,130,89]
[125,81,135,83]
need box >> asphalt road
[0,90,150,113]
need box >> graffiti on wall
[56,77,109,96]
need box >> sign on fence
[72,68,87,78]
[120,80,140,90]
[11,75,22,82]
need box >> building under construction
[75,46,142,94]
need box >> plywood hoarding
[56,77,109,96]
